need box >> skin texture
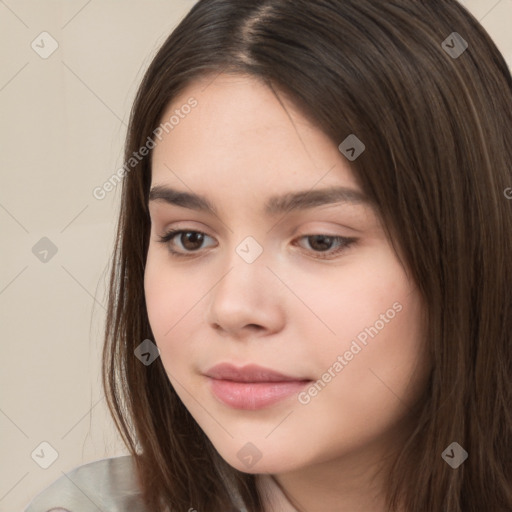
[144,74,431,512]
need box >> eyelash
[156,229,357,260]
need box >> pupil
[310,235,332,251]
[182,232,203,250]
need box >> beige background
[0,1,510,510]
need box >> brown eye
[157,229,216,256]
[306,235,336,252]
[178,231,205,251]
[295,234,357,259]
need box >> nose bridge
[234,234,266,266]
[207,234,284,335]
[217,234,269,302]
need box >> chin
[215,443,306,475]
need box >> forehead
[150,73,362,205]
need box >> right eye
[157,229,217,257]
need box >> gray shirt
[24,455,248,512]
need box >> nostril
[247,323,263,331]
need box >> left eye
[293,234,357,258]
[157,229,357,259]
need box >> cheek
[285,246,415,348]
[144,252,171,338]
[289,266,428,457]
[295,248,428,407]
[143,250,209,371]
[144,251,187,344]
[337,289,427,400]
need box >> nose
[206,255,286,339]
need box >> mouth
[204,363,313,410]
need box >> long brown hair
[102,1,512,510]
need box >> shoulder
[24,455,147,512]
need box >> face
[145,73,430,476]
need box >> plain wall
[0,1,511,510]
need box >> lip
[205,363,307,382]
[204,363,312,410]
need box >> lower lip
[208,378,311,410]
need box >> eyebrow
[148,185,370,216]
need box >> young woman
[25,1,512,511]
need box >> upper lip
[205,363,309,383]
